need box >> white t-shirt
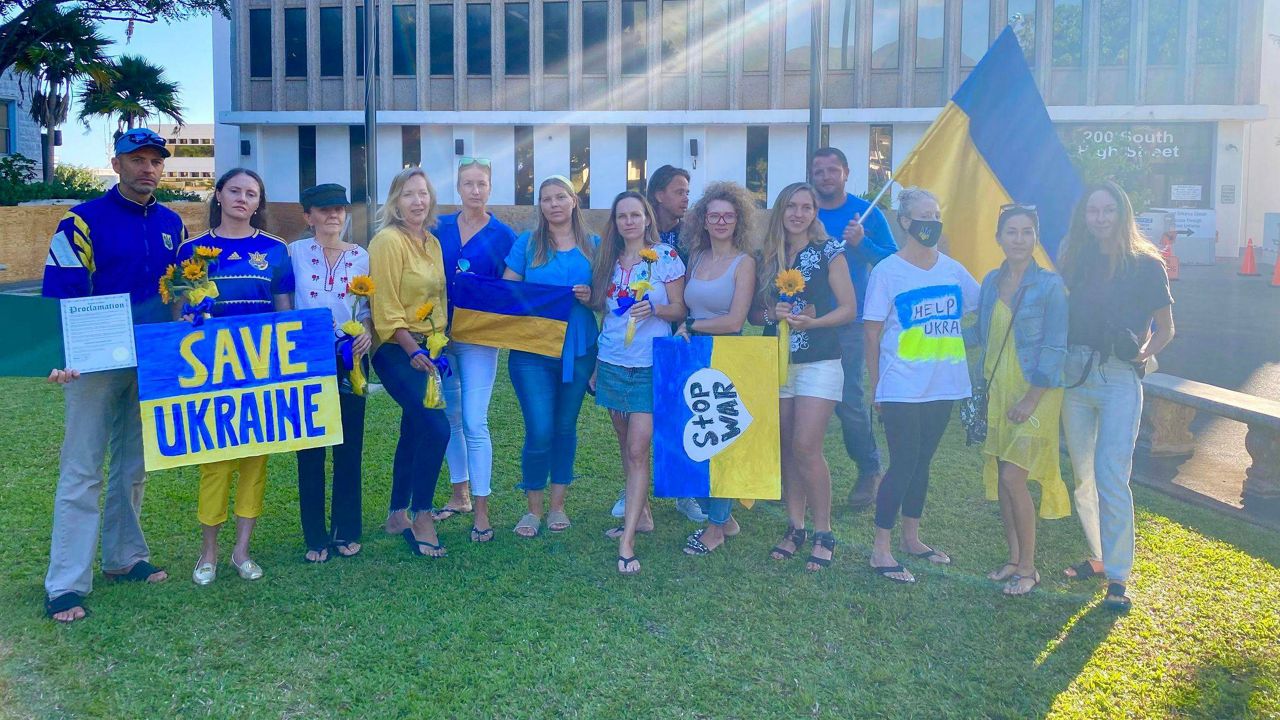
[597,243,686,368]
[863,253,980,403]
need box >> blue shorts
[594,361,653,414]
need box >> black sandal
[331,540,361,557]
[303,547,330,563]
[1102,582,1131,612]
[105,560,165,582]
[402,528,447,557]
[470,526,494,543]
[617,555,641,575]
[769,526,809,560]
[1064,560,1100,581]
[684,529,717,556]
[806,531,837,571]
[45,592,87,621]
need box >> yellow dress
[981,300,1070,519]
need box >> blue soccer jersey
[176,229,295,317]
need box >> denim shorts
[595,361,653,414]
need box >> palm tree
[77,54,185,141]
[12,5,113,182]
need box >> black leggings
[874,400,954,531]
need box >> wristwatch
[684,316,696,334]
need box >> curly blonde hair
[680,181,757,262]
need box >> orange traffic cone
[1271,257,1280,288]
[1239,238,1260,276]
[1161,236,1179,281]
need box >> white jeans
[443,342,499,497]
[1061,348,1143,583]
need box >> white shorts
[779,359,844,402]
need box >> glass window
[429,4,452,75]
[916,0,944,69]
[745,126,768,208]
[1147,0,1183,65]
[514,125,534,205]
[1197,0,1234,64]
[355,5,366,76]
[582,2,607,75]
[299,126,317,195]
[871,0,900,70]
[249,8,271,78]
[960,0,989,66]
[505,4,530,75]
[1098,0,1129,66]
[569,126,590,208]
[743,0,769,72]
[2,100,15,153]
[402,126,421,167]
[702,0,729,72]
[285,8,307,77]
[1052,0,1083,66]
[829,0,855,70]
[626,127,647,193]
[320,7,343,77]
[661,0,687,69]
[1008,0,1035,65]
[544,2,569,75]
[869,125,893,191]
[785,1,811,71]
[349,125,367,203]
[467,4,491,76]
[621,1,647,76]
[393,4,417,76]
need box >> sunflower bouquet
[414,301,451,409]
[614,247,661,346]
[160,245,221,325]
[337,275,375,396]
[774,268,806,385]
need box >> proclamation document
[59,294,138,373]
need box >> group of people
[39,128,1172,624]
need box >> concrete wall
[0,69,45,178]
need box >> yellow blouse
[368,225,447,344]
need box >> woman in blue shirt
[432,158,518,542]
[502,176,598,539]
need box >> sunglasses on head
[121,130,166,146]
[459,156,491,168]
[1000,203,1037,213]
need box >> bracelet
[684,316,696,334]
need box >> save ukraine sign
[135,309,342,471]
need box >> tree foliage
[77,54,185,137]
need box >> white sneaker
[611,488,626,518]
[676,497,708,522]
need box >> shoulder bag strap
[983,285,1027,389]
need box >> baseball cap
[114,128,171,158]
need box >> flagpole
[363,0,379,244]
[857,171,893,226]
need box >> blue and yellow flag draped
[652,336,780,500]
[895,26,1084,278]
[450,275,573,358]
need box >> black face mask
[906,219,944,248]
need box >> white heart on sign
[682,367,753,463]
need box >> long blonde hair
[589,191,661,310]
[377,167,438,235]
[756,182,828,306]
[529,176,594,268]
[1058,181,1162,287]
[681,181,757,263]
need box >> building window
[1196,0,1234,64]
[785,1,811,71]
[355,5,366,76]
[1147,0,1183,65]
[428,4,452,74]
[871,0,899,70]
[467,4,492,76]
[284,8,307,77]
[393,5,417,76]
[543,1,569,75]
[829,0,855,70]
[820,123,830,147]
[702,0,729,72]
[869,124,893,192]
[581,2,607,75]
[299,126,317,196]
[569,125,590,208]
[1052,0,1083,66]
[349,125,367,203]
[249,8,271,78]
[1008,0,1035,65]
[514,125,534,205]
[916,0,944,69]
[626,126,647,193]
[1098,0,1129,65]
[402,126,421,167]
[743,0,769,72]
[505,4,530,75]
[320,7,343,77]
[745,126,768,207]
[621,1,647,76]
[960,0,989,66]
[661,0,687,70]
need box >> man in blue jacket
[812,147,897,510]
[42,128,186,622]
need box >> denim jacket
[969,261,1068,389]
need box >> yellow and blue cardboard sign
[135,309,342,471]
[653,336,780,500]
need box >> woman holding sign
[675,181,757,556]
[179,168,294,585]
[753,182,856,573]
[503,176,599,538]
[590,191,687,575]
[369,167,452,558]
[432,158,518,543]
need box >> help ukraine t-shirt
[863,253,979,403]
[176,229,295,317]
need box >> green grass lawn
[0,362,1277,719]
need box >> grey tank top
[685,252,746,320]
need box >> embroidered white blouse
[288,237,372,335]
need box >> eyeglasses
[1000,203,1037,213]
[121,130,166,146]
[459,156,491,168]
[706,212,738,225]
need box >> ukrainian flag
[449,275,573,358]
[652,336,780,500]
[895,26,1084,278]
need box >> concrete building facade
[0,69,46,179]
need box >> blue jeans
[835,322,882,476]
[700,497,733,525]
[508,347,596,491]
[372,343,450,513]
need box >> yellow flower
[348,275,376,296]
[639,247,659,263]
[181,258,206,281]
[628,279,653,300]
[158,278,172,305]
[340,319,365,337]
[194,245,222,259]
[415,302,435,322]
[775,269,806,297]
[426,331,449,358]
[162,264,177,280]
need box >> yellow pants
[197,455,268,526]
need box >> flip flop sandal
[432,505,472,521]
[872,564,916,584]
[683,529,714,556]
[1003,572,1040,596]
[546,510,572,532]
[908,546,951,565]
[470,526,494,543]
[604,525,653,539]
[331,541,361,557]
[104,560,166,582]
[1064,560,1101,581]
[45,592,87,620]
[1102,582,1132,612]
[617,555,641,575]
[401,529,447,557]
[303,547,330,563]
[514,513,541,537]
[987,562,1019,581]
